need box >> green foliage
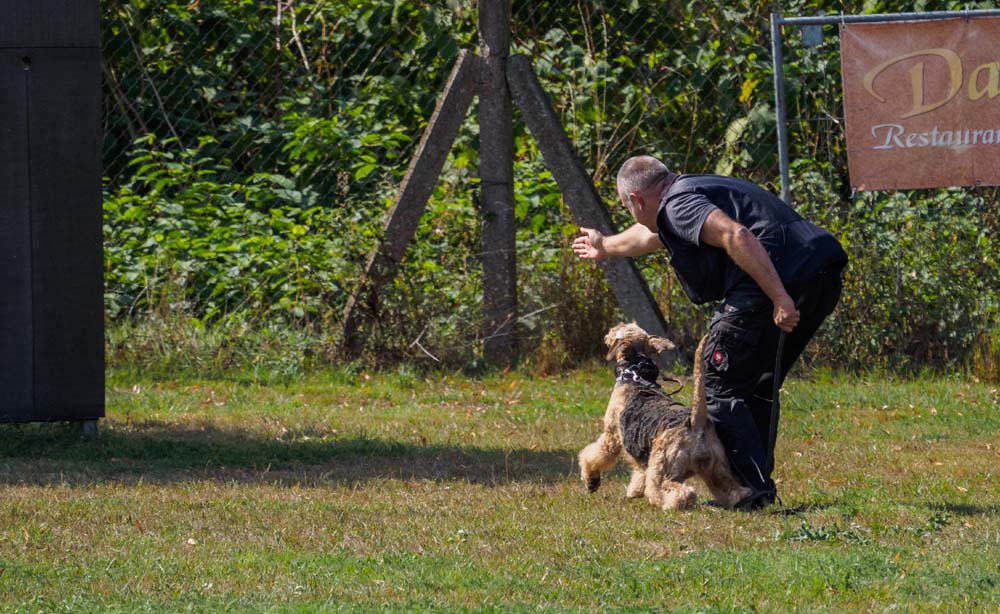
[102,0,1000,376]
[785,520,874,544]
[104,136,350,324]
[791,163,1000,373]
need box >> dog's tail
[691,334,710,431]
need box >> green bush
[102,0,1000,379]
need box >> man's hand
[572,227,607,260]
[772,293,800,333]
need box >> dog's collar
[615,354,661,390]
[615,354,684,397]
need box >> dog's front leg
[643,468,697,510]
[578,432,620,492]
[625,469,646,499]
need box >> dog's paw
[661,485,698,511]
[585,476,601,492]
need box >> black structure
[0,1,104,425]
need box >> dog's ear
[647,336,676,354]
[604,324,629,360]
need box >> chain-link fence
[101,1,999,376]
[102,0,481,359]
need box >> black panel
[0,51,35,421]
[28,47,104,420]
[0,1,100,48]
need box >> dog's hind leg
[701,465,752,509]
[699,438,753,508]
[578,432,620,492]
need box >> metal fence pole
[770,10,791,205]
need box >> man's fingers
[573,227,606,260]
[571,238,593,259]
[774,306,800,333]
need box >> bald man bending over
[574,155,847,510]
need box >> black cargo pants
[702,269,844,495]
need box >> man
[573,155,847,510]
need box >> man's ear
[629,192,643,210]
[648,336,676,354]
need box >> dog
[577,322,751,511]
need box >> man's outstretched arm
[572,224,662,260]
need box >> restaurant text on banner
[841,17,1000,191]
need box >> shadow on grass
[928,502,1000,517]
[0,422,577,487]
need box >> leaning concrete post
[341,51,479,356]
[506,54,675,342]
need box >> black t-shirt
[656,174,847,305]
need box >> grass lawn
[2,365,999,612]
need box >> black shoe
[734,489,776,512]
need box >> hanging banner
[841,17,1000,190]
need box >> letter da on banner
[864,49,1000,117]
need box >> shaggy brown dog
[578,322,751,511]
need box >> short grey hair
[616,155,671,203]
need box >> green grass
[2,366,999,612]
